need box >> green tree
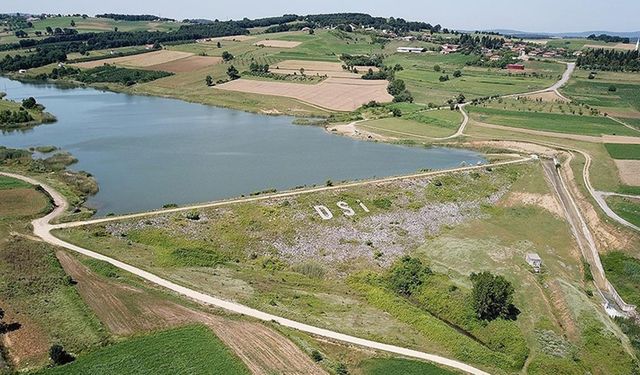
[470,271,519,321]
[22,97,37,109]
[226,65,240,80]
[310,349,323,362]
[70,20,76,27]
[114,26,118,32]
[453,70,462,78]
[392,108,402,117]
[205,75,213,86]
[456,93,466,104]
[387,79,406,96]
[216,41,222,48]
[388,256,431,296]
[308,28,315,35]
[49,344,75,366]
[433,64,441,72]
[221,51,234,62]
[336,362,349,375]
[45,26,53,34]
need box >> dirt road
[542,159,636,316]
[1,169,514,375]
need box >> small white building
[525,253,542,273]
[18,69,27,74]
[397,47,425,53]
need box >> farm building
[525,253,543,272]
[397,47,425,53]
[507,64,525,70]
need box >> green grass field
[602,252,640,307]
[36,325,249,375]
[0,175,31,190]
[606,196,640,228]
[604,144,640,160]
[361,358,457,375]
[383,53,562,105]
[468,106,638,136]
[562,70,640,118]
[357,109,462,138]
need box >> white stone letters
[337,201,355,216]
[313,205,334,220]
[314,201,372,220]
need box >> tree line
[577,49,640,71]
[96,13,175,22]
[587,34,630,44]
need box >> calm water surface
[0,77,485,215]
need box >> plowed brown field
[216,77,392,111]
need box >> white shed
[525,253,542,272]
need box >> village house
[440,43,459,54]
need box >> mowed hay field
[74,50,221,73]
[216,77,392,111]
[273,59,378,79]
[255,40,302,48]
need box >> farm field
[35,325,250,375]
[383,53,564,105]
[0,175,106,369]
[0,16,183,45]
[561,70,640,119]
[53,161,637,374]
[605,143,640,160]
[361,357,457,375]
[73,49,222,73]
[356,109,462,139]
[216,77,392,111]
[602,252,640,307]
[467,106,640,136]
[606,195,640,228]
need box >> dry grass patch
[149,56,222,73]
[584,43,637,51]
[614,160,640,186]
[273,59,379,79]
[254,40,302,48]
[0,188,48,217]
[74,50,193,69]
[216,77,393,111]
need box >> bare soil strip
[614,160,640,186]
[148,56,222,73]
[73,50,194,69]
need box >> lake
[0,77,485,215]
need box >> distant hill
[484,29,640,39]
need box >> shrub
[387,256,431,296]
[292,262,326,279]
[49,344,75,366]
[186,210,200,221]
[310,349,323,362]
